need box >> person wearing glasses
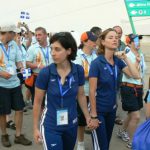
[33,32,99,150]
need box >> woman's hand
[86,117,100,130]
[114,51,127,60]
[34,128,43,144]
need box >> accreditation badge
[56,109,68,126]
[6,64,15,75]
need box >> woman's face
[51,41,71,64]
[102,31,118,50]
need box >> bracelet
[91,116,98,119]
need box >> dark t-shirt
[89,55,126,112]
[36,63,85,130]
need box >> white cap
[0,23,21,33]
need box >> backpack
[132,119,150,150]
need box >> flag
[22,68,31,79]
[20,11,30,20]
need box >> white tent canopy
[0,0,150,35]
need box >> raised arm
[115,51,140,79]
[122,56,140,79]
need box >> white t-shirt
[74,49,97,96]
[122,49,146,85]
[26,42,52,73]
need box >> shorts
[77,96,89,126]
[0,86,25,115]
[121,85,143,112]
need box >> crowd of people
[0,22,149,150]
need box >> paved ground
[0,107,146,150]
[0,43,150,150]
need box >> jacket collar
[50,62,77,77]
[98,54,118,65]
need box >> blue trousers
[92,110,116,150]
[41,125,77,150]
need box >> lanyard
[106,64,118,89]
[0,45,10,61]
[81,54,93,65]
[58,76,73,108]
[40,47,49,65]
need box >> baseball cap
[0,23,21,33]
[126,34,142,44]
[81,31,98,42]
